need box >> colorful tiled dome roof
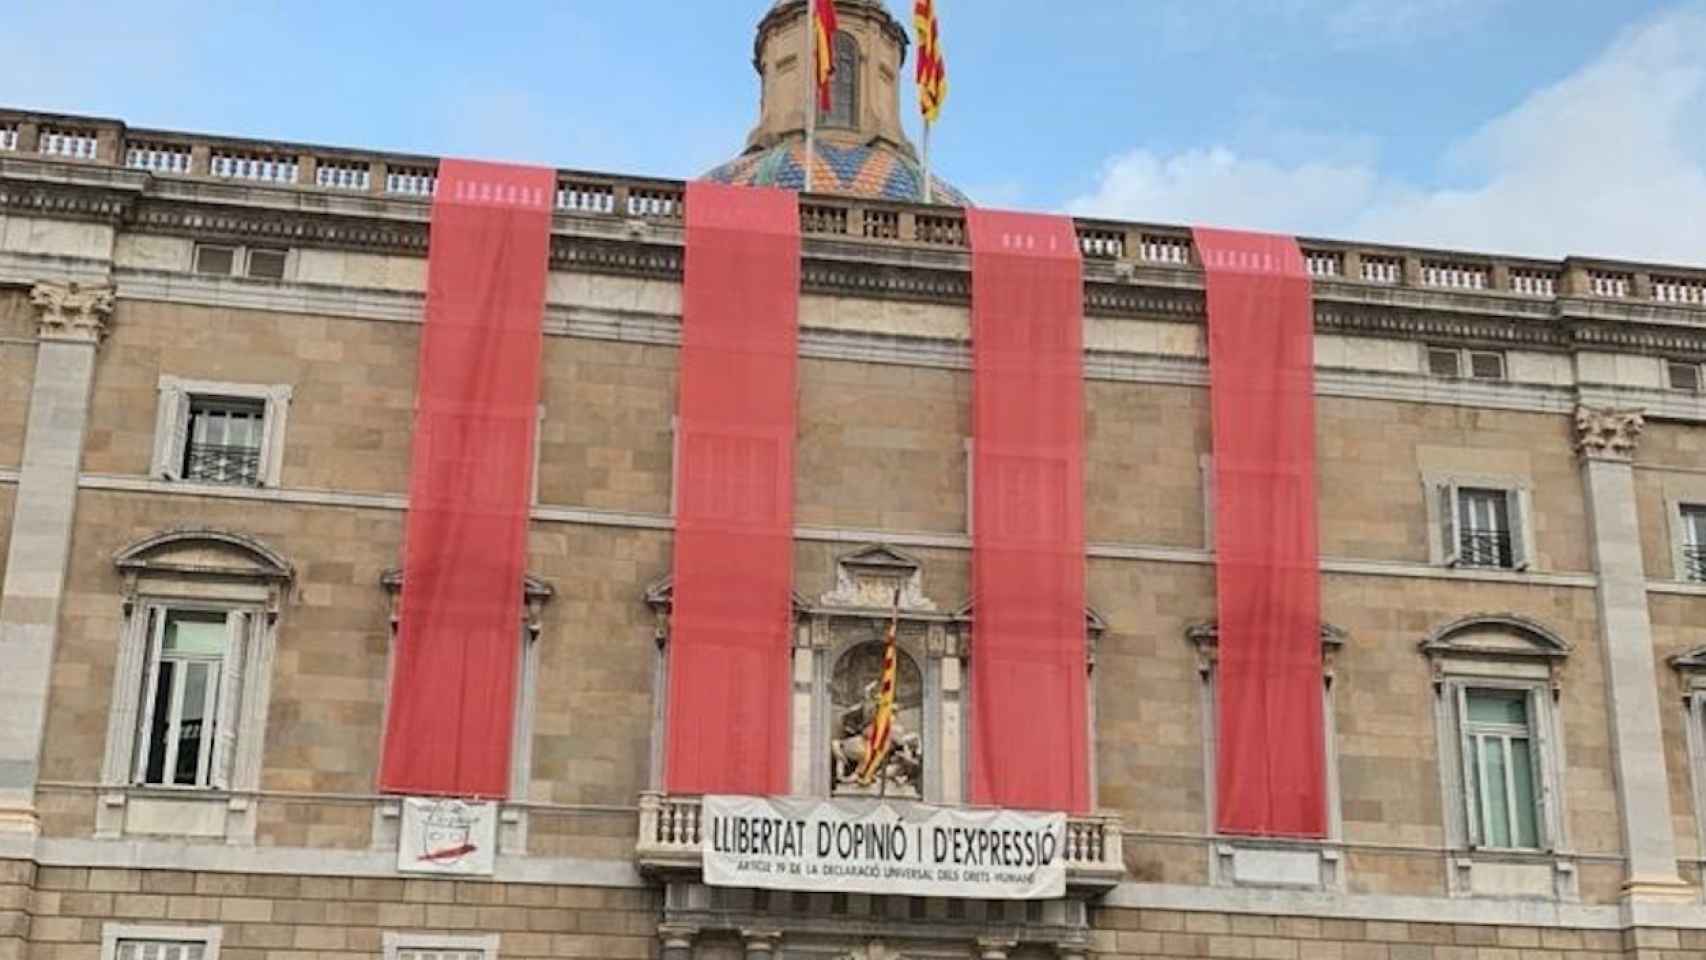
[703,139,971,207]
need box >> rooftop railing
[2,107,1705,309]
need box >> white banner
[702,795,1067,900]
[396,797,498,876]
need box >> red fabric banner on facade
[665,182,800,795]
[966,210,1090,814]
[1194,227,1326,838]
[380,160,555,799]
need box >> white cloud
[1069,3,1706,266]
[1325,0,1507,49]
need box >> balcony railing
[184,443,262,486]
[635,791,1126,891]
[1459,530,1514,569]
[1683,545,1706,583]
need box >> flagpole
[803,0,816,194]
[921,120,933,205]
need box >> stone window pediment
[101,529,295,843]
[950,597,1105,670]
[1420,613,1570,690]
[380,568,555,639]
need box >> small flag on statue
[914,0,948,124]
[855,592,901,786]
[814,0,840,112]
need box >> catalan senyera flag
[814,0,839,113]
[855,600,900,785]
[914,0,948,124]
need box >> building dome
[704,139,970,206]
[702,0,969,205]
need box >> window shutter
[1527,687,1554,851]
[211,610,248,790]
[1439,483,1462,566]
[157,389,191,480]
[132,607,167,783]
[1507,488,1530,571]
[1455,685,1481,848]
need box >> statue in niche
[830,635,924,797]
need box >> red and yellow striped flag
[814,0,840,113]
[914,0,948,124]
[855,596,901,785]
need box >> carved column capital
[30,280,114,344]
[975,939,1017,960]
[1573,405,1644,462]
[658,923,699,960]
[740,930,783,960]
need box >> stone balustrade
[2,106,1705,312]
[635,792,1126,891]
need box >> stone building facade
[5,2,1706,959]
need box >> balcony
[635,791,1126,892]
[1459,530,1514,569]
[184,443,262,486]
[1683,545,1706,583]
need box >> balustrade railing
[1459,530,1514,569]
[1682,545,1706,583]
[125,142,192,174]
[39,127,98,160]
[3,109,1706,309]
[184,443,262,486]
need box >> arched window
[819,31,859,129]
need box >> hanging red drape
[966,209,1090,814]
[381,160,555,799]
[1194,227,1326,838]
[665,182,800,795]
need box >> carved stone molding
[381,568,555,641]
[1573,405,1644,462]
[1188,620,1348,681]
[30,280,114,343]
[1419,613,1571,695]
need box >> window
[101,925,222,960]
[1422,616,1571,897]
[192,243,291,280]
[1673,503,1706,583]
[100,531,291,841]
[1431,479,1530,571]
[1427,347,1505,381]
[183,398,266,486]
[153,377,291,487]
[135,607,244,787]
[1667,360,1702,393]
[819,31,859,129]
[383,934,497,960]
[1458,689,1542,849]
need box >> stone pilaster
[0,281,113,834]
[1573,406,1692,901]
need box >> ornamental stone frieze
[30,280,114,344]
[1572,405,1644,461]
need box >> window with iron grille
[1457,488,1514,568]
[116,942,206,960]
[152,377,291,488]
[383,933,498,960]
[183,398,266,486]
[1682,505,1706,583]
[1432,479,1530,571]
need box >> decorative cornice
[132,198,429,255]
[0,180,134,224]
[30,279,113,343]
[1573,405,1644,462]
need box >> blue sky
[5,1,1704,264]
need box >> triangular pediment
[1669,644,1706,673]
[836,544,921,574]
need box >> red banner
[380,160,555,799]
[1195,227,1325,838]
[966,210,1090,814]
[665,182,800,795]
